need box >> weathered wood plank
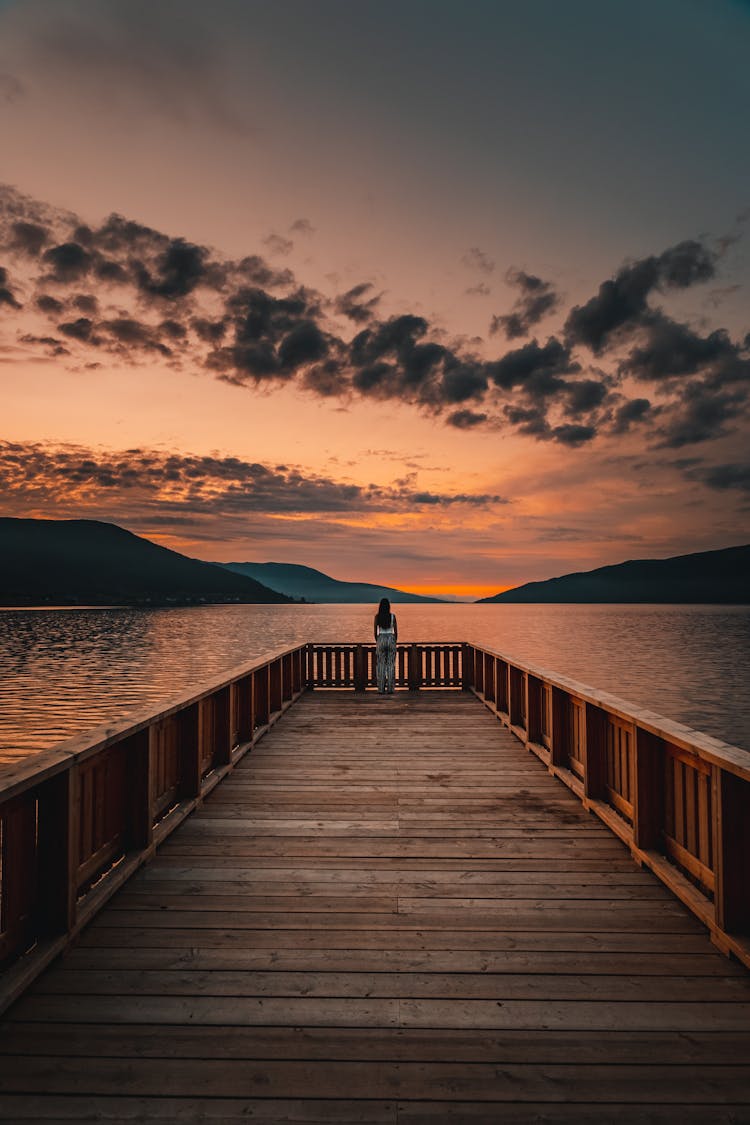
[2,1056,750,1100]
[2,687,750,1122]
[32,968,750,1002]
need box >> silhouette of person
[374,597,398,694]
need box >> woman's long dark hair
[376,597,392,629]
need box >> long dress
[375,614,397,693]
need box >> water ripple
[0,602,748,758]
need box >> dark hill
[478,544,750,604]
[0,518,290,606]
[221,561,446,603]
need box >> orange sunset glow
[1,0,749,597]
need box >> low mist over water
[1,603,748,758]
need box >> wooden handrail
[0,643,307,1011]
[2,634,749,1011]
[463,641,750,969]
[306,641,468,690]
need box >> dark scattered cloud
[489,337,579,392]
[611,397,652,434]
[58,317,96,343]
[333,282,381,324]
[263,232,294,256]
[290,218,315,236]
[619,313,748,384]
[551,423,596,446]
[0,440,507,518]
[466,281,491,298]
[135,237,210,299]
[0,265,20,309]
[462,247,495,274]
[1,183,747,452]
[656,382,746,448]
[447,409,488,429]
[565,240,717,354]
[36,294,63,313]
[19,333,69,356]
[695,462,750,492]
[10,220,48,255]
[206,287,331,382]
[490,268,560,339]
[42,241,92,282]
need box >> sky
[1,0,749,598]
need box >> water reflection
[0,602,748,757]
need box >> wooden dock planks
[1,689,750,1122]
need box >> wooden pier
[1,642,750,1120]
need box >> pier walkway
[2,688,750,1122]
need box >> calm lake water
[0,603,748,758]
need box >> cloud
[290,218,315,236]
[695,462,750,492]
[1,184,746,452]
[263,232,294,256]
[0,440,507,520]
[656,381,747,448]
[333,282,381,324]
[206,286,332,382]
[611,397,652,434]
[135,237,210,299]
[489,337,579,394]
[461,246,494,274]
[619,314,748,384]
[42,241,92,282]
[490,268,560,339]
[10,220,48,255]
[0,264,20,308]
[466,281,491,298]
[565,240,718,353]
[447,409,488,428]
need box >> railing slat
[463,640,750,968]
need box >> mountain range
[221,561,445,603]
[0,518,290,606]
[479,544,750,604]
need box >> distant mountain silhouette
[478,544,750,604]
[0,518,291,606]
[221,561,447,603]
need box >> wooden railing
[2,635,749,1007]
[0,643,306,1011]
[464,642,750,969]
[306,642,466,690]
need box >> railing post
[130,728,153,850]
[550,687,569,768]
[526,675,543,744]
[713,767,750,935]
[305,643,315,690]
[253,666,270,728]
[408,643,421,691]
[36,771,75,937]
[633,728,664,850]
[180,702,202,799]
[1,795,38,960]
[354,644,366,693]
[270,658,282,713]
[215,688,233,766]
[461,644,473,689]
[583,704,607,800]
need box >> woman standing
[374,597,398,694]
